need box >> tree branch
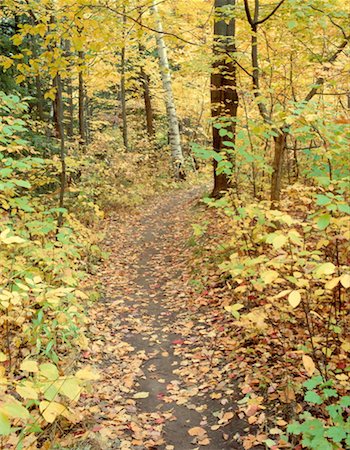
[86,3,201,46]
[243,0,253,26]
[304,36,349,103]
[256,0,286,25]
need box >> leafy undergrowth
[189,183,350,449]
[0,92,193,449]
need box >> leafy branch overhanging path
[66,188,248,450]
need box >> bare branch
[304,36,349,103]
[256,0,286,25]
[243,0,254,26]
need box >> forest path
[71,187,247,450]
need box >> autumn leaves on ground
[1,0,350,449]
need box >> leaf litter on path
[61,188,251,450]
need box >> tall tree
[242,0,349,201]
[151,0,185,179]
[211,0,238,198]
[120,6,129,150]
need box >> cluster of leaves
[74,129,178,213]
[193,176,349,448]
[288,376,350,449]
[0,92,101,447]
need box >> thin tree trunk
[120,7,129,150]
[66,78,74,137]
[151,0,185,179]
[138,10,155,138]
[211,0,239,198]
[141,67,155,138]
[53,74,66,228]
[78,50,86,144]
[64,40,74,137]
[35,75,45,121]
[271,132,287,202]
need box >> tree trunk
[35,75,45,121]
[141,68,155,138]
[53,74,66,228]
[138,11,155,139]
[66,78,74,137]
[78,50,86,144]
[270,132,287,202]
[64,40,74,137]
[211,0,238,198]
[120,8,129,151]
[151,0,185,179]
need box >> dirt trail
[71,188,247,450]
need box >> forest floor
[59,186,261,450]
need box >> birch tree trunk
[151,0,185,179]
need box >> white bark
[151,1,184,178]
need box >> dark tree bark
[271,132,287,201]
[140,57,154,138]
[138,10,155,139]
[78,50,86,144]
[66,77,74,137]
[120,6,129,150]
[53,74,66,228]
[211,0,238,198]
[64,40,74,137]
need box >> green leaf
[13,179,31,188]
[322,388,338,399]
[0,412,11,436]
[317,213,331,230]
[2,402,30,420]
[338,203,350,214]
[315,195,331,206]
[39,363,59,380]
[305,390,323,405]
[303,375,323,390]
[339,396,350,408]
[325,426,346,443]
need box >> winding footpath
[66,188,248,450]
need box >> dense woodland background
[0,0,349,449]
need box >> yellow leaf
[314,262,336,276]
[325,277,340,290]
[16,383,38,400]
[59,378,82,401]
[75,366,100,381]
[39,363,59,380]
[44,88,57,101]
[302,354,316,377]
[0,228,26,244]
[133,391,149,399]
[340,274,350,289]
[272,235,287,250]
[341,340,350,353]
[15,74,25,84]
[39,401,67,423]
[274,289,291,299]
[0,352,7,362]
[20,360,39,373]
[261,270,279,284]
[288,290,301,308]
[188,426,207,436]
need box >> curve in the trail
[73,188,248,450]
